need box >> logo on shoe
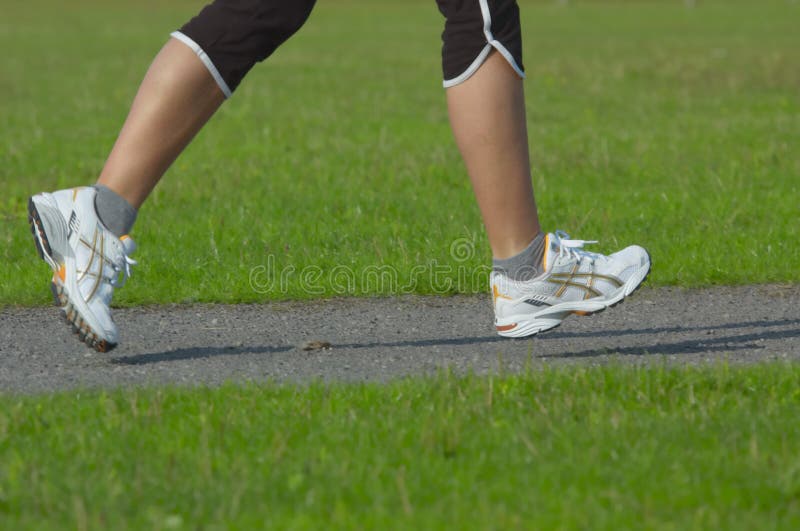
[67,211,79,239]
[523,298,551,307]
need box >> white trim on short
[170,31,232,99]
[442,0,526,88]
[443,44,493,88]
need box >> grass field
[1,0,798,306]
[1,364,799,529]
[2,4,799,528]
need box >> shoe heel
[28,198,54,264]
[497,316,565,338]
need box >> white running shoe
[492,230,650,338]
[28,187,137,352]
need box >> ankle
[492,232,546,281]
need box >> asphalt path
[1,285,798,394]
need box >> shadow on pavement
[334,335,506,350]
[111,336,505,365]
[113,345,293,365]
[542,324,800,359]
[111,318,799,365]
[544,318,800,340]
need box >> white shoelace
[553,230,604,264]
[110,254,137,288]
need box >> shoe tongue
[120,236,136,255]
[542,232,560,271]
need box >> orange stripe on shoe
[56,264,66,282]
[496,323,517,332]
[492,284,513,305]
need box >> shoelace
[107,236,137,288]
[110,254,137,288]
[553,230,605,264]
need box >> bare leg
[96,38,225,208]
[446,51,540,260]
[96,40,538,254]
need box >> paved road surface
[1,285,798,394]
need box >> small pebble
[301,340,332,351]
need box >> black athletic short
[174,0,524,97]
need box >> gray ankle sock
[492,232,546,281]
[93,185,137,237]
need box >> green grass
[1,363,799,529]
[1,0,798,305]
